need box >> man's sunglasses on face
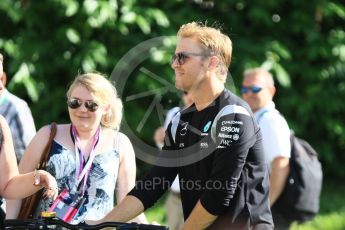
[171,52,209,65]
[240,86,263,94]
[67,98,99,112]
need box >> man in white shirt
[242,68,291,230]
[0,52,36,162]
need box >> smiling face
[171,37,209,92]
[68,84,105,131]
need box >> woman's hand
[36,170,58,200]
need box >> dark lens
[85,101,99,112]
[240,87,249,94]
[67,98,82,109]
[251,86,262,93]
[177,53,186,65]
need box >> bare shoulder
[19,124,65,170]
[114,131,135,161]
[34,124,70,145]
[118,132,132,145]
[37,123,67,136]
[36,124,54,137]
[101,128,132,145]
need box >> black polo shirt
[129,89,273,229]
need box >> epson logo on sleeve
[220,126,240,133]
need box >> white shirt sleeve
[259,112,291,165]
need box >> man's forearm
[182,200,217,230]
[269,157,290,206]
[102,195,145,223]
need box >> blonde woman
[7,73,146,224]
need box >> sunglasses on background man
[240,86,263,94]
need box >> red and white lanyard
[71,125,101,195]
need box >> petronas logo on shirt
[203,121,212,132]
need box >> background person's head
[171,22,232,91]
[241,68,275,112]
[67,73,123,130]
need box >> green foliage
[290,212,345,230]
[145,194,167,225]
[0,0,344,180]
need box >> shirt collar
[254,101,276,120]
[0,89,9,106]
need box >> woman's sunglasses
[171,52,209,65]
[240,86,263,94]
[67,98,99,112]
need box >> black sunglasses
[171,52,209,65]
[240,86,263,94]
[67,98,99,112]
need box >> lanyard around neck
[70,125,101,194]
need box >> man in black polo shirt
[88,22,273,230]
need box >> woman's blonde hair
[67,73,123,130]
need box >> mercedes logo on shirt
[180,122,188,136]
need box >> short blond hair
[243,68,275,87]
[67,73,123,130]
[0,53,3,63]
[177,22,232,75]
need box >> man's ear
[269,86,276,97]
[208,56,220,70]
[2,72,7,87]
